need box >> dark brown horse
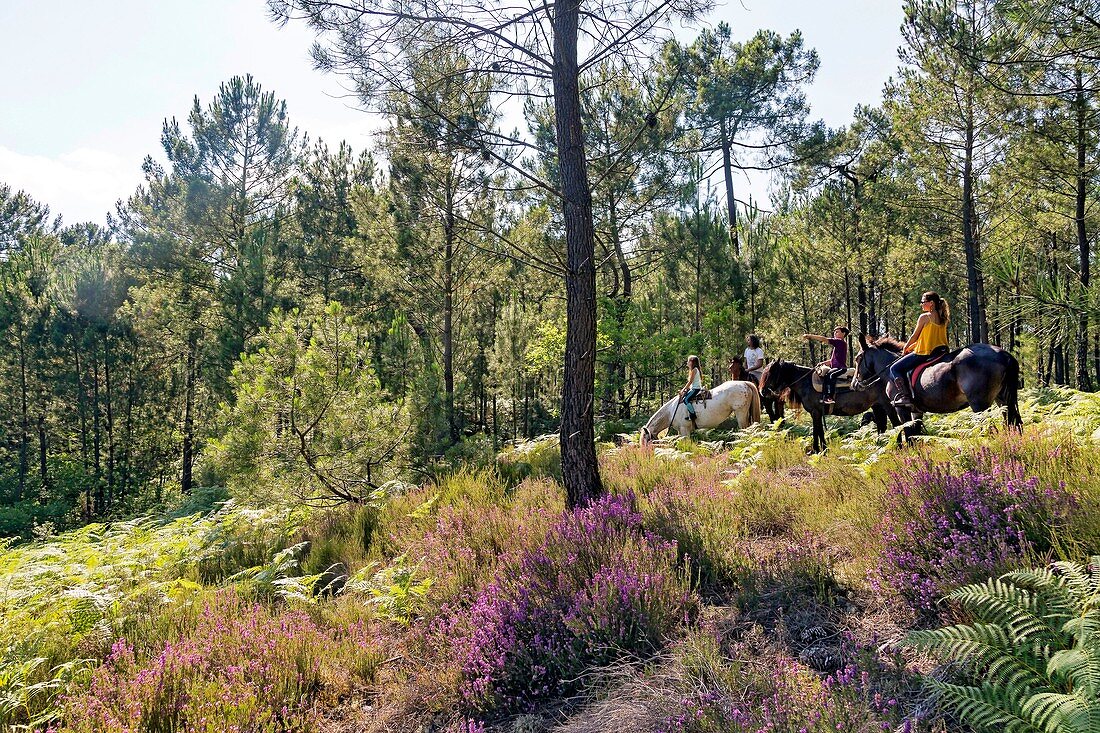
[758,360,900,453]
[729,356,784,421]
[851,335,1022,440]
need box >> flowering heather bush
[657,657,901,733]
[58,592,378,732]
[446,493,695,717]
[875,455,1075,617]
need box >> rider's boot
[891,377,914,407]
[821,387,835,405]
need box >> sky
[0,0,904,227]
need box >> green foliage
[345,554,433,625]
[215,301,411,505]
[906,556,1100,733]
[496,435,562,484]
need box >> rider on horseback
[744,334,765,384]
[679,355,704,424]
[889,291,950,407]
[803,326,849,405]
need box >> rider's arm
[904,314,929,353]
[803,333,828,343]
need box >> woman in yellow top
[889,291,950,407]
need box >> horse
[851,334,1022,441]
[728,356,785,421]
[640,380,762,445]
[758,359,900,453]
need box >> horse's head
[758,359,781,399]
[852,333,901,390]
[640,426,653,447]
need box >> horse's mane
[871,336,905,352]
[760,360,805,409]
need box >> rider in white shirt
[744,334,765,384]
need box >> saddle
[909,349,952,390]
[810,366,856,393]
[687,389,712,403]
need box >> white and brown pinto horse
[640,380,762,445]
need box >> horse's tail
[748,383,762,426]
[999,353,1023,428]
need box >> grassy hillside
[4,387,1100,732]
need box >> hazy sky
[0,0,903,226]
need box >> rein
[853,353,904,390]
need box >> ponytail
[922,291,950,325]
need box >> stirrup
[891,377,913,407]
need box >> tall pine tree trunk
[181,333,197,495]
[962,106,987,343]
[553,0,602,508]
[443,182,457,443]
[17,331,27,502]
[720,127,739,256]
[1075,69,1092,390]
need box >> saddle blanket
[910,350,951,389]
[811,366,856,393]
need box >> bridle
[851,351,903,390]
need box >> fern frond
[948,580,1064,642]
[1047,645,1100,698]
[1022,690,1098,733]
[1062,610,1100,648]
[930,679,1042,733]
[1048,560,1096,603]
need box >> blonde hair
[922,291,950,325]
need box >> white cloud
[0,145,140,226]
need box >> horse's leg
[871,404,887,434]
[895,406,913,447]
[736,402,750,430]
[812,411,825,453]
[905,412,924,444]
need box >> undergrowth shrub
[407,497,556,614]
[658,628,901,733]
[496,436,562,484]
[297,502,381,575]
[445,493,695,718]
[736,533,845,613]
[875,453,1075,618]
[642,477,749,591]
[600,445,712,497]
[58,591,380,732]
[960,428,1100,557]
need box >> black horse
[852,335,1022,440]
[728,356,784,421]
[758,359,900,453]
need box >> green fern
[907,556,1100,733]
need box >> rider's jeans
[683,387,701,416]
[889,352,925,381]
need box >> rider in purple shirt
[803,326,850,404]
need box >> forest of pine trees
[0,0,1097,533]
